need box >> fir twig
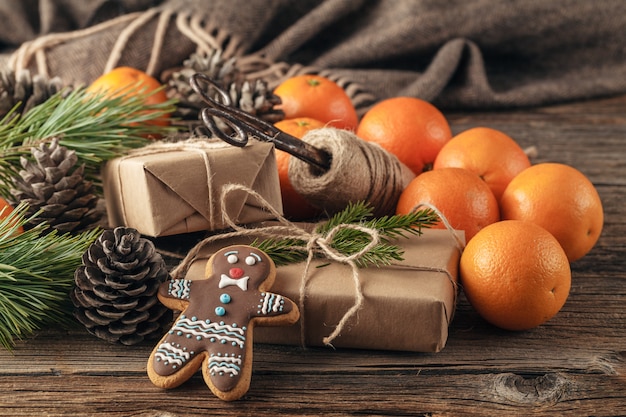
[252,202,440,267]
[0,85,177,198]
[252,238,308,267]
[0,203,100,350]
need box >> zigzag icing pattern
[155,341,191,367]
[209,355,242,376]
[168,279,192,299]
[260,292,285,314]
[171,315,246,348]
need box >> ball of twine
[288,128,416,216]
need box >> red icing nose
[229,267,244,278]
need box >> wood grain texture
[1,95,625,416]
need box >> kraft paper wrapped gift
[102,140,283,237]
[182,228,462,353]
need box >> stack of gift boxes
[102,135,462,353]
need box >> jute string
[412,201,466,253]
[171,182,465,348]
[288,128,416,217]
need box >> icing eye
[245,256,257,266]
[227,254,238,264]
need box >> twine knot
[299,223,380,347]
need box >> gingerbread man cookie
[147,245,299,401]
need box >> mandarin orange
[273,75,358,130]
[500,163,603,262]
[0,197,24,236]
[395,167,499,241]
[433,126,531,200]
[86,66,170,127]
[356,96,452,175]
[460,220,571,331]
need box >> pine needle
[0,85,177,198]
[0,203,99,350]
[0,83,178,349]
[252,202,439,267]
[252,238,309,267]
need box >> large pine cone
[164,49,285,132]
[164,49,242,120]
[71,227,173,345]
[0,68,65,119]
[10,138,101,234]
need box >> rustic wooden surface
[1,95,625,416]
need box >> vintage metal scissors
[189,72,331,172]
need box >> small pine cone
[71,227,173,345]
[0,68,65,119]
[10,138,101,234]
[227,78,284,125]
[208,78,284,135]
[165,49,242,120]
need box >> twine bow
[299,222,380,346]
[171,182,381,347]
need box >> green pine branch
[0,85,177,198]
[253,201,440,268]
[0,203,100,350]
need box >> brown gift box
[102,140,283,237]
[183,228,462,353]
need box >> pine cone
[0,68,65,119]
[164,49,242,120]
[10,138,101,234]
[206,78,285,135]
[71,227,173,345]
[226,78,284,125]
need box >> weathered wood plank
[1,94,625,416]
[1,371,624,416]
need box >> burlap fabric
[1,0,625,110]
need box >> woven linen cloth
[1,0,625,110]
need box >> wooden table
[1,95,625,416]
